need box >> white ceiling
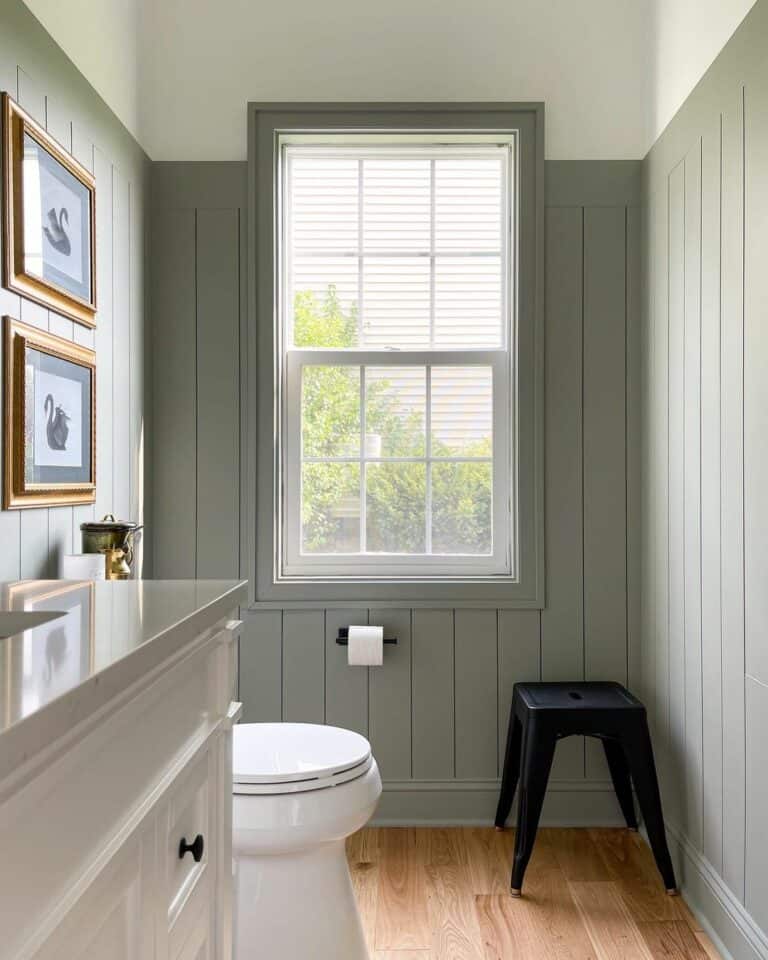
[22,0,140,141]
[649,0,757,144]
[22,0,758,161]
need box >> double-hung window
[255,107,543,601]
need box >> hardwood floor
[346,827,721,960]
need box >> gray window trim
[247,102,545,606]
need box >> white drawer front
[169,863,212,960]
[164,748,215,928]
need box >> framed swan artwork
[3,316,95,509]
[2,93,96,328]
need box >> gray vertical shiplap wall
[150,163,247,581]
[0,0,150,580]
[150,157,641,824]
[641,0,768,954]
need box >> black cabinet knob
[178,834,204,862]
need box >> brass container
[103,547,131,581]
[81,514,143,578]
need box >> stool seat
[495,681,677,898]
[516,680,639,711]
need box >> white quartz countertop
[0,579,246,781]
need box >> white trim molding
[658,822,768,960]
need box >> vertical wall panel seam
[666,170,672,749]
[625,205,630,687]
[323,608,328,724]
[280,609,285,721]
[682,155,688,789]
[718,109,725,876]
[111,164,116,518]
[698,133,705,846]
[323,609,327,725]
[497,609,502,778]
[409,607,414,779]
[495,608,500,777]
[237,208,243,579]
[580,205,586,674]
[366,608,371,738]
[366,614,371,739]
[538,608,543,680]
[581,206,586,776]
[128,181,133,525]
[740,83,747,901]
[452,609,456,779]
[193,207,199,579]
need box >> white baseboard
[660,823,768,960]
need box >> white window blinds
[285,146,510,351]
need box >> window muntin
[279,135,515,580]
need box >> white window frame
[279,135,515,580]
[249,103,544,606]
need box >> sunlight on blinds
[286,147,508,350]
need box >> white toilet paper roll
[347,625,384,666]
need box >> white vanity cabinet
[0,581,245,960]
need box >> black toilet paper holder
[336,627,398,645]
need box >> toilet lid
[233,723,372,789]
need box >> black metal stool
[495,681,677,898]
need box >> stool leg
[602,737,638,830]
[623,719,677,893]
[510,723,556,896]
[495,713,522,829]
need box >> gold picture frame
[2,92,97,328]
[3,315,96,508]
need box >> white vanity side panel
[30,821,158,960]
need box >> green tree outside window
[297,286,492,555]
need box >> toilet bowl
[232,722,382,960]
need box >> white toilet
[232,722,382,960]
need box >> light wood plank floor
[346,827,721,960]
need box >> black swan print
[44,394,71,450]
[43,206,71,256]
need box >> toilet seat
[233,723,372,795]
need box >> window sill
[252,576,544,608]
[247,598,545,610]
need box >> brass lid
[80,513,142,534]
